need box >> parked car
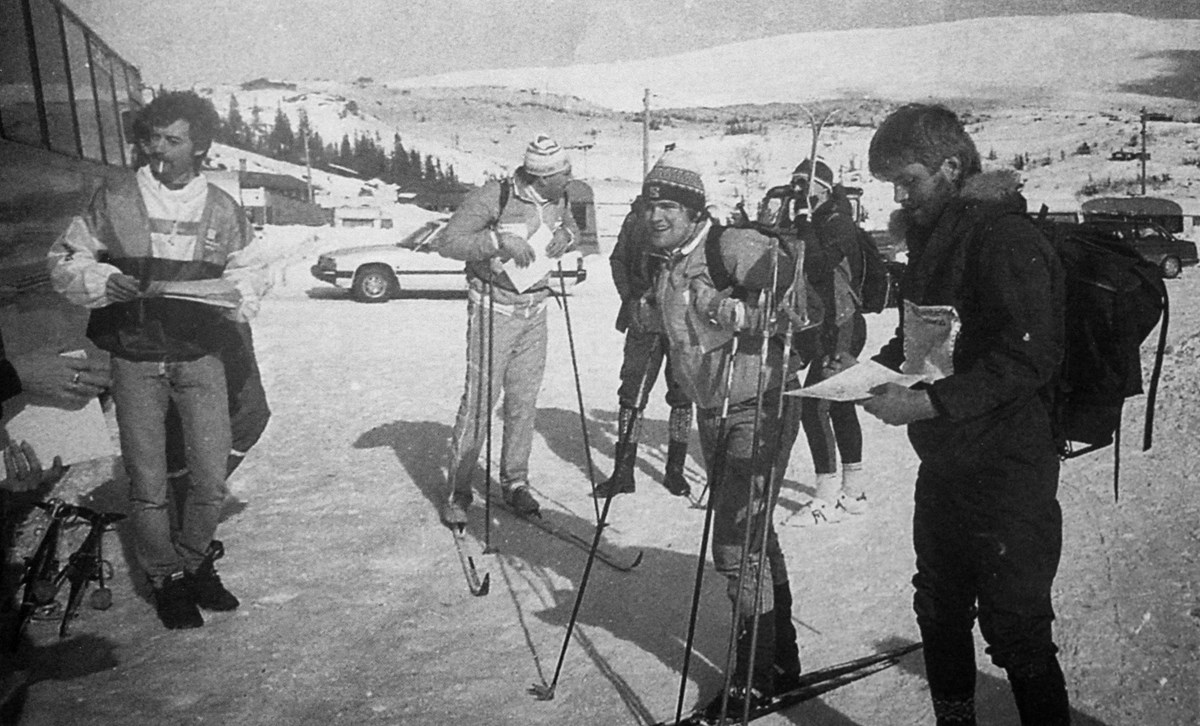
[310,219,588,302]
[1109,149,1149,161]
[1082,219,1198,278]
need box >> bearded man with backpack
[856,104,1070,725]
[787,158,871,526]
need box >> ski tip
[628,551,645,570]
[528,683,555,701]
[473,573,491,597]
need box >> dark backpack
[1032,208,1169,499]
[851,226,893,314]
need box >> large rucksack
[849,226,893,314]
[703,221,825,360]
[1032,207,1169,499]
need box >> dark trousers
[616,329,689,410]
[912,454,1070,724]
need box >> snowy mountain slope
[385,13,1200,111]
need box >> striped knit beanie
[643,149,705,213]
[523,134,571,176]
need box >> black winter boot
[595,407,639,498]
[185,540,240,612]
[702,614,778,721]
[661,406,692,496]
[772,583,802,692]
[1006,654,1071,726]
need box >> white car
[310,219,588,302]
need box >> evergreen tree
[223,94,246,146]
[269,104,296,160]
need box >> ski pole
[716,285,777,726]
[556,261,603,523]
[672,334,741,725]
[483,281,496,554]
[530,298,658,702]
[528,463,624,702]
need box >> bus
[0,0,144,357]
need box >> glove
[545,227,573,258]
[498,232,536,267]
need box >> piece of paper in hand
[500,223,557,293]
[1,396,116,466]
[786,359,926,402]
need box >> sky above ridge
[65,0,1200,87]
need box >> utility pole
[642,88,650,180]
[303,127,314,203]
[1139,107,1148,196]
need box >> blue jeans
[446,297,547,500]
[112,355,231,583]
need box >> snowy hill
[385,13,1200,112]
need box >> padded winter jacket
[873,170,1065,473]
[654,221,798,410]
[49,167,266,362]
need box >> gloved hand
[498,232,536,267]
[545,227,573,258]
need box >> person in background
[647,149,803,719]
[592,195,692,498]
[49,90,270,630]
[861,103,1069,725]
[439,135,579,526]
[789,158,870,526]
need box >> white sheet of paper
[786,360,926,402]
[1,395,116,466]
[500,223,558,293]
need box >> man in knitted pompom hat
[438,134,580,524]
[645,148,805,719]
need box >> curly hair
[133,90,221,154]
[868,104,981,182]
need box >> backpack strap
[705,223,736,291]
[499,177,511,214]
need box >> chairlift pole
[303,126,314,203]
[642,88,650,179]
[1139,108,1148,196]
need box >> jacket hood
[888,169,1026,240]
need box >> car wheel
[1161,256,1182,279]
[352,266,397,302]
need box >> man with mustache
[861,104,1070,725]
[49,91,269,630]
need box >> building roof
[240,171,309,194]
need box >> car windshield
[398,221,445,252]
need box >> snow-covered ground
[10,222,1199,724]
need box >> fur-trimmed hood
[888,169,1026,240]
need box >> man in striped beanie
[439,134,579,525]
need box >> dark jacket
[609,206,662,332]
[874,170,1065,473]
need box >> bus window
[29,0,78,156]
[63,18,103,162]
[91,43,126,166]
[0,0,42,147]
